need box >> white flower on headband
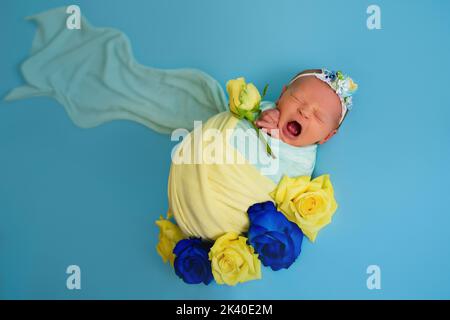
[321,69,358,109]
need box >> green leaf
[245,111,259,122]
[250,103,261,113]
[231,109,244,120]
[261,84,269,99]
[237,108,246,118]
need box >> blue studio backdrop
[1,0,449,299]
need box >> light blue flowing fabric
[5,7,316,182]
[4,7,228,133]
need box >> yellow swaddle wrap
[168,112,277,240]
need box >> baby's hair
[287,69,322,87]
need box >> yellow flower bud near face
[270,175,338,242]
[226,77,245,114]
[239,83,261,111]
[209,232,261,286]
[226,77,261,115]
[155,216,185,266]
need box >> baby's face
[276,76,342,147]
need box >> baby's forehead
[290,76,331,95]
[288,77,342,117]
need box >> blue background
[1,0,449,299]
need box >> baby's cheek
[314,125,331,140]
[276,108,288,125]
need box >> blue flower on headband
[324,70,337,81]
[247,201,304,271]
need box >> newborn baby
[256,69,344,147]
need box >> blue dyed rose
[247,201,304,271]
[173,238,214,285]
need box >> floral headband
[288,69,358,125]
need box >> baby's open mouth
[286,121,302,137]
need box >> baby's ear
[318,129,338,145]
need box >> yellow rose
[155,216,185,266]
[270,175,338,242]
[226,77,261,115]
[209,232,261,286]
